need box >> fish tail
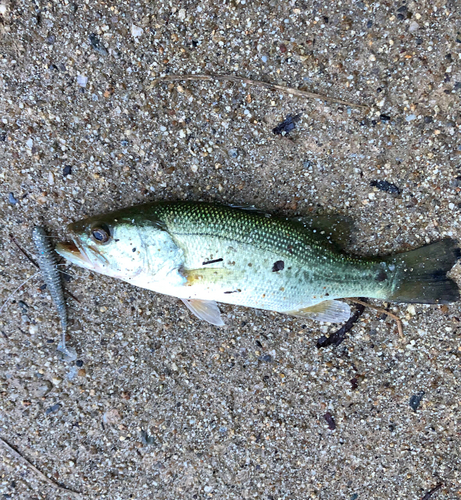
[383,239,460,304]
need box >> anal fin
[181,298,225,326]
[286,300,350,323]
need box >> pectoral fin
[181,298,225,326]
[286,300,351,323]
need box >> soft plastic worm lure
[32,226,75,360]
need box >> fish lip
[55,239,93,268]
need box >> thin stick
[421,483,443,500]
[0,436,82,498]
[9,234,38,268]
[9,234,80,304]
[317,300,366,348]
[348,298,404,338]
[150,74,369,110]
[0,272,40,316]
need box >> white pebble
[409,21,419,32]
[131,25,143,38]
[26,138,33,149]
[77,75,88,87]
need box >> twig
[150,74,369,110]
[316,299,366,348]
[421,483,443,500]
[9,234,38,268]
[0,436,82,498]
[348,298,404,338]
[9,233,80,304]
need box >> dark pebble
[323,412,336,430]
[89,33,108,56]
[61,272,72,283]
[63,165,72,176]
[367,20,373,28]
[272,113,302,135]
[454,82,461,90]
[370,180,400,195]
[8,193,18,205]
[260,354,273,362]
[409,391,424,411]
[350,495,358,500]
[380,114,391,122]
[415,38,423,45]
[397,5,408,13]
[18,300,29,313]
[424,116,433,123]
[350,377,358,390]
[141,430,156,446]
[0,132,6,141]
[45,403,61,415]
[121,139,129,147]
[76,360,84,367]
[46,35,56,44]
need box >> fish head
[56,209,157,280]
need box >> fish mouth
[56,240,94,269]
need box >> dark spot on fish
[248,263,253,267]
[287,245,293,254]
[202,258,223,265]
[272,113,302,135]
[323,412,336,430]
[272,260,284,272]
[132,247,136,252]
[224,289,241,294]
[377,269,388,282]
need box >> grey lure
[32,226,75,359]
[55,201,460,326]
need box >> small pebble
[45,403,61,415]
[77,75,88,87]
[131,25,143,38]
[8,193,18,205]
[409,392,424,411]
[89,33,108,56]
[228,148,239,158]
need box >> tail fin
[384,239,460,304]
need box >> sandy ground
[1,0,460,498]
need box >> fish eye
[91,224,111,244]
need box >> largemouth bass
[56,201,460,326]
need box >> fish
[32,226,76,360]
[55,201,460,326]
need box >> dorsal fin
[291,215,354,251]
